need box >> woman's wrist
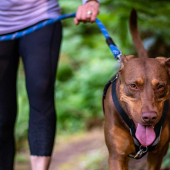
[86,0,100,3]
[82,0,100,5]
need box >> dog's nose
[142,112,157,123]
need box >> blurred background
[15,0,170,169]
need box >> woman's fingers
[74,1,99,25]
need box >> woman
[0,0,100,170]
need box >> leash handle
[0,12,122,60]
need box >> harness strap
[102,74,118,113]
[111,74,135,128]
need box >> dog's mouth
[126,106,156,146]
[135,123,155,146]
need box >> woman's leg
[19,21,62,170]
[0,40,19,170]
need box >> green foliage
[16,63,29,143]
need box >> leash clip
[134,145,148,159]
[129,145,148,159]
[115,52,122,62]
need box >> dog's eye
[130,84,137,89]
[157,85,164,90]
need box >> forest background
[15,0,170,169]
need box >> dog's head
[118,55,170,146]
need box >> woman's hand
[74,1,99,25]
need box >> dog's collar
[102,73,169,159]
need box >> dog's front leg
[147,142,169,170]
[108,155,129,170]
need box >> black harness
[102,74,169,159]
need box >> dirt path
[15,129,169,170]
[50,129,106,170]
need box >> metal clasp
[115,52,122,62]
[129,145,148,159]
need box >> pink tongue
[135,123,156,146]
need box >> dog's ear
[156,57,170,75]
[121,55,135,63]
[118,55,135,73]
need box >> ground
[15,128,169,170]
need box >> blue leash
[0,13,122,61]
[95,18,122,61]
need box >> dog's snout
[142,111,157,123]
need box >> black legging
[0,21,62,170]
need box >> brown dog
[103,10,170,170]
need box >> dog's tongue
[135,123,156,146]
